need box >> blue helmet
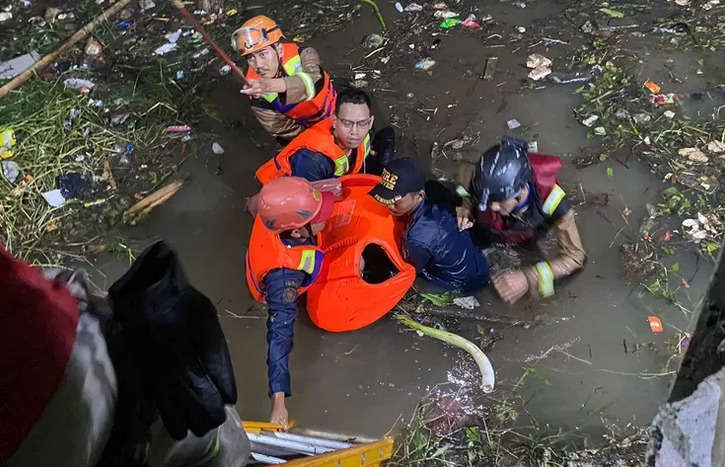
[472,137,532,211]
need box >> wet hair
[335,89,372,114]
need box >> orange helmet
[258,177,335,234]
[232,16,284,56]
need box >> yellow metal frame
[242,421,394,466]
[282,438,394,467]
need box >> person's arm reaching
[406,240,433,274]
[521,209,586,299]
[263,268,307,428]
[455,162,477,230]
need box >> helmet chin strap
[511,183,531,214]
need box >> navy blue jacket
[289,148,360,182]
[262,236,314,397]
[404,196,490,293]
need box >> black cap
[368,158,426,205]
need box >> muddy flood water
[88,0,723,443]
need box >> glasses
[338,118,372,131]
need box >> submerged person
[245,177,337,428]
[368,158,490,293]
[455,137,586,305]
[255,89,394,184]
[233,15,336,144]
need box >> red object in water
[644,234,653,243]
[181,143,187,155]
[664,231,672,242]
[648,316,663,333]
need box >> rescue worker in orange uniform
[233,16,336,144]
[455,137,586,305]
[255,89,393,184]
[245,177,338,428]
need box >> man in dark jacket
[368,158,490,292]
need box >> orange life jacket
[255,118,372,184]
[476,153,565,244]
[245,42,336,128]
[245,215,324,302]
[306,174,416,332]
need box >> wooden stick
[125,180,184,216]
[171,0,248,85]
[0,0,134,99]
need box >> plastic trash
[63,78,96,92]
[435,10,459,19]
[166,125,191,133]
[395,2,404,12]
[528,67,551,81]
[404,2,423,11]
[212,142,225,155]
[42,189,67,207]
[166,29,182,44]
[507,119,521,129]
[526,54,552,69]
[415,59,436,71]
[219,65,231,75]
[453,296,480,310]
[155,43,177,55]
[362,33,384,49]
[648,316,663,333]
[2,160,20,183]
[651,94,676,105]
[462,15,482,29]
[57,173,92,200]
[440,18,462,29]
[118,21,132,30]
[0,51,42,80]
[0,12,12,22]
[582,115,599,127]
[678,147,708,163]
[528,141,538,152]
[0,129,16,159]
[644,81,661,94]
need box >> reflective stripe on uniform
[296,72,316,101]
[283,55,303,75]
[192,427,221,466]
[363,134,372,159]
[456,185,470,197]
[262,92,279,104]
[298,249,318,274]
[535,261,555,298]
[333,156,350,176]
[542,184,566,216]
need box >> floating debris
[678,147,708,163]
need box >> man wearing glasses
[255,89,393,184]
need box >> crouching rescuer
[233,16,336,144]
[456,137,586,305]
[245,177,337,428]
[369,158,490,293]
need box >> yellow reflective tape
[363,133,371,159]
[296,72,316,101]
[535,261,555,298]
[333,155,350,176]
[283,55,302,76]
[542,184,566,216]
[456,185,470,197]
[297,250,316,274]
[262,92,279,103]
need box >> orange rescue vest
[306,174,416,332]
[256,118,372,184]
[245,42,336,128]
[245,215,324,302]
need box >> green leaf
[663,186,680,197]
[607,167,614,177]
[599,7,625,18]
[671,263,680,273]
[649,280,661,293]
[599,154,607,162]
[526,367,538,375]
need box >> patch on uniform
[285,280,301,288]
[282,287,297,303]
